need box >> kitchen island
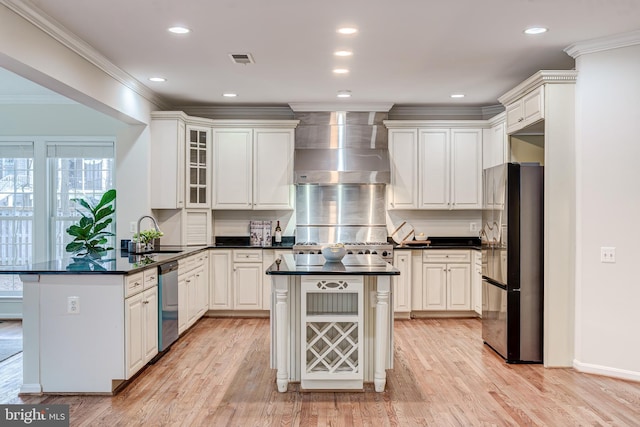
[265,254,399,392]
[0,246,206,394]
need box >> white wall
[0,5,160,245]
[574,43,640,380]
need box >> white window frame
[0,137,115,298]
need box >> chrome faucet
[136,215,161,239]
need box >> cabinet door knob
[518,117,524,122]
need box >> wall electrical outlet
[600,247,616,263]
[67,296,80,314]
[469,223,478,232]
[129,221,137,233]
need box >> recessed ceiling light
[149,77,166,82]
[333,68,349,74]
[450,93,465,98]
[337,90,352,98]
[334,50,353,57]
[524,27,548,35]
[337,27,358,35]
[222,93,238,98]
[168,26,190,34]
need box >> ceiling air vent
[229,53,255,65]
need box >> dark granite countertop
[0,246,207,275]
[394,245,481,250]
[266,254,400,276]
[213,235,294,249]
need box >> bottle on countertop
[274,220,282,245]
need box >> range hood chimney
[293,111,390,184]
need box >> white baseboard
[0,297,23,319]
[573,359,640,383]
[19,384,42,395]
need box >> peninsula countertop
[0,246,207,275]
[265,254,400,276]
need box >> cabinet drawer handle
[143,300,149,304]
[133,282,141,287]
[518,117,524,122]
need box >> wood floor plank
[1,317,640,426]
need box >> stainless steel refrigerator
[481,163,543,363]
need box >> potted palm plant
[65,189,116,258]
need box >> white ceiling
[9,0,640,108]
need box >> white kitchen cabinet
[233,249,263,310]
[392,251,412,315]
[212,123,298,210]
[150,112,186,209]
[209,249,233,310]
[483,112,507,169]
[386,122,483,210]
[186,125,211,208]
[153,209,211,246]
[262,249,291,310]
[419,128,482,209]
[418,250,472,311]
[209,249,265,312]
[124,266,159,379]
[387,129,419,209]
[505,86,544,134]
[178,252,209,334]
[472,250,482,316]
[150,112,213,209]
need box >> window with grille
[0,139,115,296]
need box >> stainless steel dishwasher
[158,260,179,353]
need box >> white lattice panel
[301,276,364,389]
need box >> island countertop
[265,254,400,276]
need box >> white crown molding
[383,119,491,129]
[179,105,295,120]
[497,70,578,106]
[2,0,171,110]
[388,105,502,120]
[487,111,506,126]
[289,102,394,112]
[210,119,299,129]
[0,94,77,104]
[564,29,640,58]
[150,111,299,128]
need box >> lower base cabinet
[209,249,266,312]
[125,287,158,379]
[178,252,209,334]
[393,251,412,315]
[413,250,473,312]
[124,266,159,380]
[233,249,263,310]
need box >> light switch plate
[600,247,616,263]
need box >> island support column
[273,276,289,392]
[374,276,391,392]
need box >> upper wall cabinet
[505,86,544,134]
[482,112,507,170]
[186,125,211,208]
[386,121,484,210]
[212,121,299,210]
[387,129,419,209]
[150,112,212,209]
[150,112,187,209]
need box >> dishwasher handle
[159,260,179,274]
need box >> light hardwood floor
[1,317,639,426]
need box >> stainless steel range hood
[293,111,390,184]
